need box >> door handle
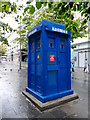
[59,60,60,64]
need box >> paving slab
[22,91,79,111]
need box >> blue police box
[26,19,74,102]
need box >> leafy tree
[0,21,14,45]
[14,29,28,50]
[0,1,89,45]
[14,14,28,49]
[23,2,89,42]
[14,14,28,69]
[21,2,89,47]
[0,0,17,44]
[0,45,6,55]
[0,0,17,16]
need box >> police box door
[58,36,68,92]
[47,34,68,95]
[30,37,42,93]
[30,39,35,90]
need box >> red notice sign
[50,55,55,62]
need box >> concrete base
[22,91,79,111]
[26,87,74,103]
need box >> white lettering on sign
[28,29,37,37]
[52,27,68,34]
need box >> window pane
[37,39,41,49]
[60,40,65,49]
[31,42,34,49]
[74,57,77,61]
[49,38,54,48]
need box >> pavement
[0,61,89,119]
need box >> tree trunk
[19,42,21,70]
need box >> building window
[31,41,34,49]
[37,39,41,49]
[74,57,77,61]
[60,40,65,49]
[49,38,54,48]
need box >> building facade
[71,36,90,68]
[6,32,27,63]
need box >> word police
[52,27,68,34]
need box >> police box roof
[27,19,71,38]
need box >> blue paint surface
[27,19,74,102]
